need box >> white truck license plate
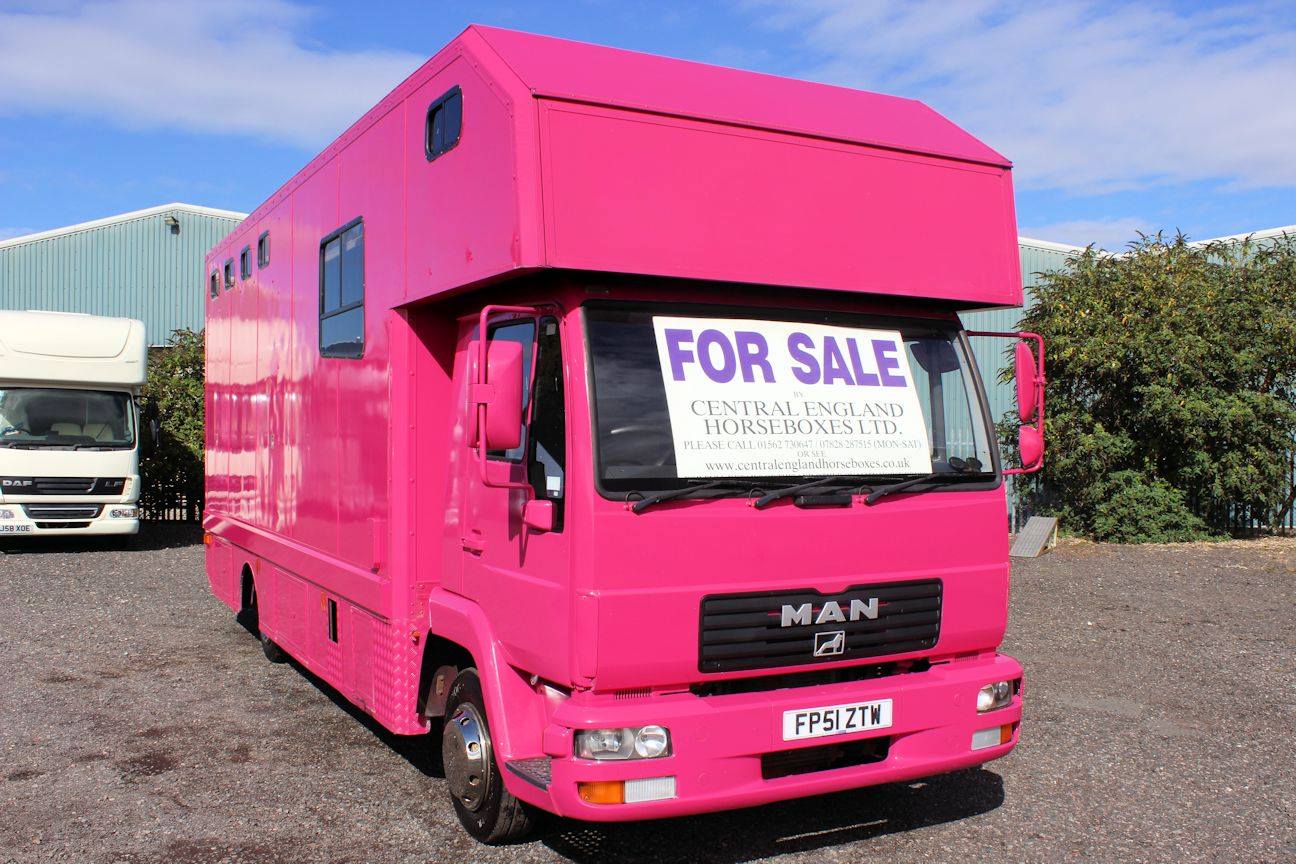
[782,698,893,741]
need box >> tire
[442,669,536,843]
[261,631,289,663]
[242,577,287,663]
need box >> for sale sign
[652,317,932,478]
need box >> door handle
[461,533,484,553]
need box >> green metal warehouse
[1,202,1288,529]
[0,203,246,346]
[6,202,1284,360]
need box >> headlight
[0,508,15,520]
[575,725,672,760]
[977,680,1014,712]
[633,725,670,758]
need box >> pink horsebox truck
[203,25,1045,842]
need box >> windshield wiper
[629,480,753,513]
[753,475,867,509]
[864,470,990,505]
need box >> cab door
[457,312,571,683]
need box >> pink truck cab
[204,26,1044,842]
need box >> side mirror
[523,499,554,532]
[1018,424,1043,471]
[479,339,524,452]
[1015,341,1038,423]
[965,329,1046,476]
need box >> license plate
[0,524,32,533]
[782,698,892,741]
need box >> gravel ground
[1,528,1293,864]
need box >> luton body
[0,311,146,537]
[204,25,1043,842]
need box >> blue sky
[1,0,1293,249]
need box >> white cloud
[1018,216,1153,250]
[744,1,1296,194]
[0,0,424,149]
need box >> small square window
[240,246,251,280]
[257,231,270,268]
[425,86,463,161]
[223,259,234,291]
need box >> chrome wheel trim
[443,702,492,812]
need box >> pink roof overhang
[470,26,1021,309]
[471,25,1010,169]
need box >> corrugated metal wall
[0,207,244,346]
[962,241,1077,422]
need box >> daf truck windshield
[0,388,135,449]
[585,303,995,496]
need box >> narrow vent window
[425,86,463,161]
[239,246,251,280]
[223,259,234,291]
[257,231,270,268]
[209,271,219,299]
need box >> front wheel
[442,669,537,843]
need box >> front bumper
[0,503,139,536]
[514,652,1022,821]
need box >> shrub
[1089,471,1214,543]
[1017,233,1296,540]
[138,329,205,520]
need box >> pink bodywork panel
[203,25,1024,818]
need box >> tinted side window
[319,219,364,358]
[223,259,234,291]
[209,271,219,299]
[239,246,251,279]
[528,317,566,530]
[484,319,535,462]
[425,86,463,161]
[257,231,270,268]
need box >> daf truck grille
[22,504,103,520]
[30,477,95,494]
[698,579,942,673]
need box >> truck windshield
[0,388,135,449]
[585,303,994,494]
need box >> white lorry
[0,311,147,537]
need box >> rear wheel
[242,577,288,664]
[442,669,536,843]
[261,631,289,663]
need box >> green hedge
[138,329,204,520]
[1017,233,1296,541]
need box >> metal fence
[141,493,202,523]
